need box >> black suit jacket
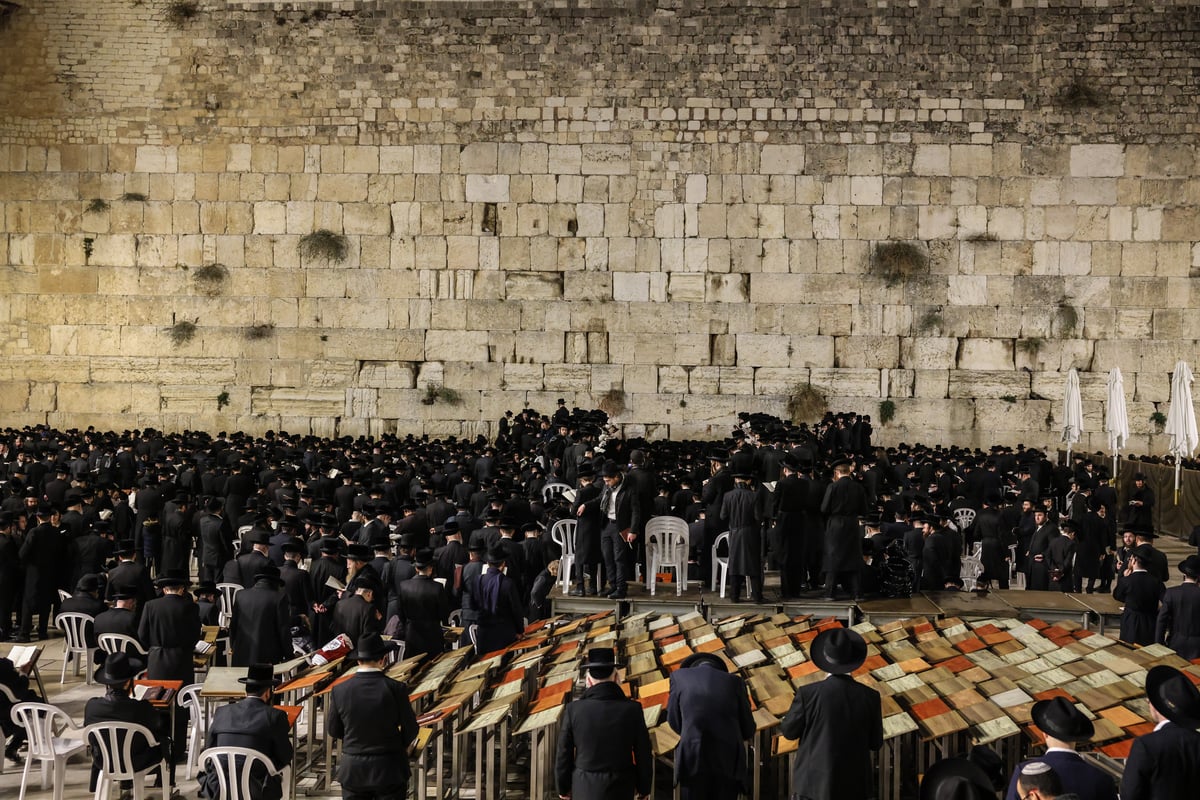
[106,560,155,606]
[667,663,754,787]
[93,607,139,648]
[84,692,166,775]
[327,671,418,789]
[397,575,449,660]
[780,674,883,800]
[229,581,292,666]
[207,696,294,800]
[555,680,653,800]
[1156,582,1200,660]
[1120,722,1200,800]
[138,593,201,683]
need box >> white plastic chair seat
[81,720,168,800]
[54,612,95,685]
[216,583,242,628]
[549,518,578,591]
[199,745,283,800]
[97,633,148,658]
[645,517,688,597]
[960,557,985,592]
[711,531,731,598]
[10,701,87,800]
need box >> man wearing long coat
[138,572,201,768]
[820,460,867,601]
[229,566,292,667]
[720,474,763,603]
[666,653,755,800]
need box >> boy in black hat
[1003,697,1115,800]
[555,648,652,800]
[781,627,882,800]
[1121,665,1200,800]
[203,664,293,800]
[84,652,168,792]
[327,633,418,800]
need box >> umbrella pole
[1176,460,1182,505]
[1113,450,1118,480]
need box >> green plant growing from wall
[786,382,827,424]
[1150,411,1167,431]
[192,263,229,296]
[421,384,462,406]
[1060,79,1103,110]
[870,241,929,287]
[299,229,349,263]
[878,400,896,425]
[166,320,197,347]
[216,391,230,411]
[165,0,200,27]
[85,198,110,213]
[598,388,626,417]
[1054,299,1079,338]
[120,192,147,202]
[244,324,274,341]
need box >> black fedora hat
[345,543,372,562]
[94,651,144,686]
[319,537,342,555]
[580,647,621,670]
[1146,665,1200,728]
[238,662,281,691]
[253,563,284,586]
[599,460,622,478]
[1178,554,1200,580]
[109,584,139,601]
[485,546,508,566]
[154,569,189,589]
[350,631,401,662]
[1031,696,1094,742]
[809,627,867,675]
[679,652,727,672]
[76,574,103,593]
[113,539,136,556]
[919,756,997,800]
[413,548,435,569]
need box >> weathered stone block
[948,370,1028,399]
[835,336,899,369]
[957,338,1013,370]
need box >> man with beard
[1025,508,1058,591]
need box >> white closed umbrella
[1062,368,1083,463]
[1165,360,1198,503]
[1105,368,1130,478]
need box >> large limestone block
[835,336,899,369]
[890,399,978,433]
[735,334,790,367]
[543,364,592,391]
[753,367,806,395]
[503,363,544,391]
[948,370,1029,399]
[900,338,957,370]
[759,145,805,174]
[465,174,510,203]
[1070,145,1125,178]
[581,145,630,175]
[658,365,690,394]
[788,336,835,368]
[425,330,487,362]
[957,339,1013,370]
[506,272,563,300]
[707,274,748,304]
[809,368,880,398]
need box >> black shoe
[753,596,766,604]
[10,635,29,643]
[568,588,584,597]
[5,747,22,765]
[608,589,627,600]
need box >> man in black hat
[819,459,869,601]
[1114,544,1166,646]
[230,564,293,667]
[203,663,293,800]
[1120,665,1200,800]
[555,647,652,800]
[333,575,383,645]
[919,755,996,800]
[60,573,108,623]
[1025,508,1059,591]
[198,497,233,584]
[395,548,449,661]
[1046,520,1077,593]
[1132,526,1169,584]
[308,538,346,646]
[16,503,67,642]
[666,652,754,800]
[138,569,201,774]
[433,520,468,599]
[160,493,192,577]
[84,652,168,793]
[1003,696,1116,800]
[0,511,22,641]
[1156,554,1200,660]
[1126,472,1154,531]
[701,449,733,589]
[105,539,155,607]
[224,528,273,588]
[721,470,764,603]
[327,632,419,800]
[280,541,313,644]
[93,586,141,659]
[569,463,604,597]
[594,461,641,600]
[772,455,811,598]
[473,547,525,654]
[780,627,882,800]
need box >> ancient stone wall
[1,0,1199,448]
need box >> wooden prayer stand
[514,699,566,800]
[458,695,520,800]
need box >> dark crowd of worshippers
[0,405,1198,800]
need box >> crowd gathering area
[0,404,1198,800]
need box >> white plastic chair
[644,517,689,596]
[57,589,72,603]
[952,507,977,532]
[81,720,169,800]
[97,633,149,658]
[960,556,985,592]
[216,583,242,628]
[10,701,88,800]
[711,531,731,598]
[177,683,206,780]
[53,612,95,684]
[541,482,572,505]
[549,518,578,591]
[198,746,284,800]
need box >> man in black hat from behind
[224,528,273,589]
[1156,554,1200,660]
[309,538,346,647]
[1114,544,1166,646]
[139,569,202,769]
[60,573,108,623]
[395,548,449,661]
[473,547,525,654]
[555,647,652,800]
[203,663,293,800]
[1003,696,1115,800]
[1132,526,1169,584]
[0,511,21,641]
[327,632,418,800]
[16,503,67,642]
[780,626,882,800]
[820,459,869,601]
[84,652,168,793]
[1120,665,1200,800]
[93,585,141,661]
[230,564,292,667]
[666,652,754,800]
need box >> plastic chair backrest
[54,612,93,651]
[216,583,242,625]
[82,721,160,780]
[97,633,147,657]
[541,482,571,504]
[713,531,731,562]
[549,519,577,558]
[199,746,282,800]
[645,516,688,560]
[11,702,81,760]
[953,507,977,531]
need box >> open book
[325,575,347,592]
[7,644,41,674]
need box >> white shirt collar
[1154,719,1170,732]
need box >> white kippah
[1021,761,1053,776]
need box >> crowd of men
[0,405,1199,799]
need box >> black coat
[555,681,653,800]
[572,482,604,565]
[780,674,883,800]
[198,512,233,574]
[93,607,139,647]
[280,561,313,625]
[229,581,292,666]
[206,697,293,800]
[396,575,449,660]
[106,559,155,606]
[1120,722,1200,800]
[473,568,524,655]
[84,692,166,776]
[1114,570,1165,646]
[161,507,192,575]
[224,551,271,589]
[1156,582,1200,660]
[69,533,110,590]
[20,523,68,598]
[327,671,419,791]
[138,593,201,683]
[821,477,867,574]
[666,663,755,789]
[332,594,380,645]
